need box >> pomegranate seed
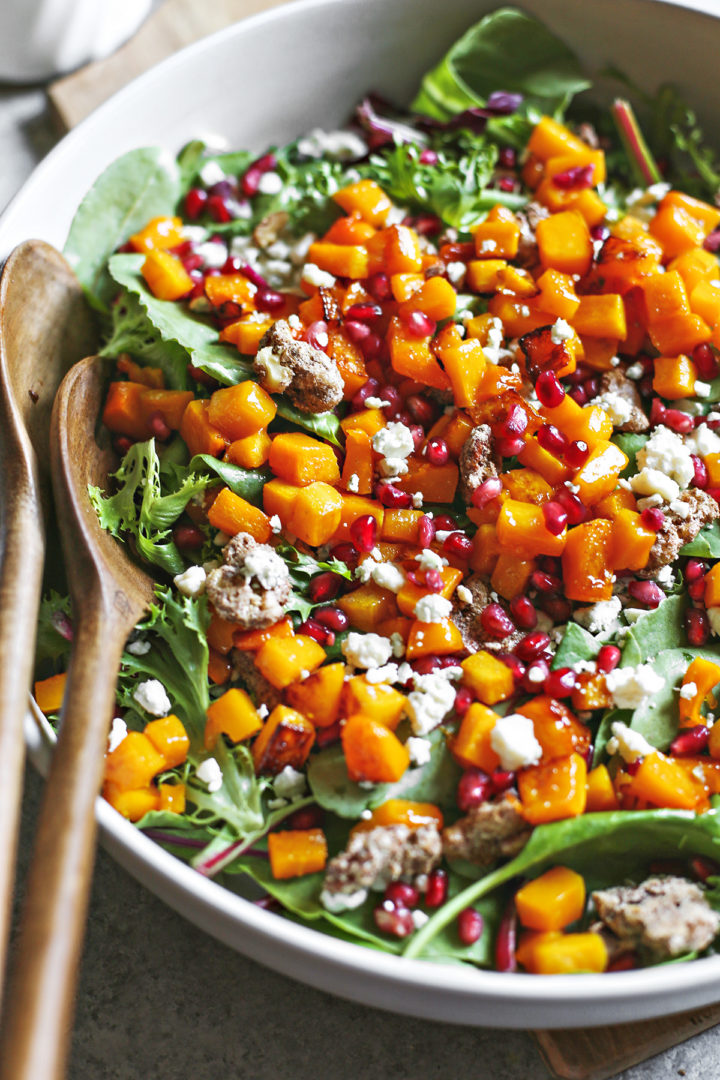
[434,515,457,531]
[425,868,448,908]
[480,603,515,640]
[411,656,441,676]
[495,901,518,973]
[412,214,443,237]
[376,482,412,509]
[418,515,436,547]
[457,907,484,946]
[239,262,269,289]
[624,758,644,777]
[350,514,377,553]
[704,229,720,253]
[498,653,526,682]
[692,455,709,489]
[406,394,437,427]
[173,523,205,550]
[686,607,710,646]
[627,579,664,608]
[707,487,720,503]
[569,385,588,406]
[596,645,621,673]
[495,435,525,457]
[542,500,568,536]
[148,411,171,441]
[565,440,590,468]
[509,595,537,630]
[457,768,492,812]
[670,725,709,756]
[490,769,517,794]
[591,224,610,242]
[367,272,391,301]
[688,577,707,601]
[686,559,708,582]
[536,371,565,408]
[184,187,208,219]
[649,397,667,427]
[454,688,474,717]
[498,403,528,438]
[374,900,415,938]
[693,342,719,380]
[498,177,517,193]
[426,437,449,466]
[640,506,665,531]
[182,253,204,273]
[539,595,572,622]
[299,618,334,645]
[361,331,384,359]
[330,542,358,567]
[419,148,439,165]
[256,287,285,312]
[471,477,503,509]
[544,667,577,697]
[530,569,561,593]
[515,631,551,662]
[424,569,444,593]
[378,385,402,418]
[400,309,437,338]
[306,320,329,350]
[345,319,371,345]
[206,194,232,222]
[286,805,324,829]
[690,856,720,881]
[314,606,349,632]
[523,659,550,692]
[241,153,276,197]
[607,953,637,972]
[346,302,382,322]
[537,423,568,457]
[385,881,420,908]
[664,408,695,434]
[555,487,589,525]
[583,376,600,401]
[443,532,473,558]
[499,147,516,168]
[350,378,380,411]
[553,163,595,190]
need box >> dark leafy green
[621,595,687,667]
[276,542,351,621]
[186,455,271,502]
[35,592,73,670]
[551,622,600,671]
[99,291,190,390]
[275,399,342,447]
[612,432,648,479]
[681,521,720,558]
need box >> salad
[33,7,720,975]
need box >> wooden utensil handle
[0,612,124,1080]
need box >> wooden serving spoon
[0,240,96,1000]
[0,355,155,1080]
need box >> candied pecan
[442,794,532,867]
[206,532,291,629]
[254,319,343,413]
[323,824,442,895]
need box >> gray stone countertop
[2,76,720,1080]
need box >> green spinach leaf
[681,521,720,558]
[551,622,600,671]
[620,595,687,668]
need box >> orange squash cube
[104,784,160,821]
[518,931,607,974]
[352,799,443,833]
[342,714,410,783]
[515,867,586,932]
[609,509,656,572]
[536,210,592,276]
[398,276,458,321]
[268,829,328,880]
[286,662,346,728]
[441,338,488,407]
[207,381,276,441]
[255,635,326,690]
[144,715,189,768]
[130,215,185,253]
[678,656,720,728]
[460,651,515,706]
[269,431,340,486]
[141,249,193,300]
[289,482,343,545]
[341,429,373,495]
[205,688,263,749]
[406,618,465,659]
[338,582,398,632]
[105,731,167,792]
[207,487,272,542]
[515,696,591,761]
[497,499,567,557]
[472,218,521,260]
[572,441,628,506]
[527,116,588,161]
[518,753,588,824]
[342,677,407,730]
[331,493,384,544]
[34,672,67,714]
[158,783,186,814]
[652,354,698,399]
[586,764,620,812]
[251,704,316,774]
[262,478,301,526]
[562,520,614,601]
[180,399,227,459]
[396,566,463,617]
[306,242,369,280]
[225,430,272,469]
[451,702,501,772]
[220,314,273,354]
[573,294,627,340]
[627,752,701,810]
[333,179,393,225]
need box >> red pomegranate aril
[704,229,720,253]
[255,287,285,313]
[692,455,709,489]
[418,514,436,548]
[412,213,443,237]
[173,523,205,550]
[649,397,667,427]
[377,385,401,418]
[457,907,484,946]
[555,487,589,525]
[627,579,664,608]
[544,666,577,698]
[350,378,380,411]
[539,594,572,622]
[360,332,384,359]
[565,439,590,468]
[498,652,526,683]
[498,177,517,193]
[376,482,412,509]
[314,606,349,632]
[499,403,529,437]
[374,900,415,938]
[509,595,537,630]
[424,569,444,593]
[664,408,695,434]
[690,856,720,881]
[400,309,437,338]
[425,868,449,908]
[206,194,232,223]
[640,506,665,531]
[670,725,709,757]
[346,302,383,323]
[298,618,334,646]
[490,769,517,795]
[693,342,719,380]
[410,655,442,676]
[454,687,474,716]
[553,163,595,190]
[425,437,449,466]
[147,411,171,441]
[686,607,710,646]
[688,577,707,601]
[345,319,371,345]
[530,569,561,593]
[286,805,324,830]
[536,370,565,408]
[542,500,568,536]
[419,148,439,165]
[330,541,359,566]
[591,224,610,242]
[367,272,391,301]
[495,900,517,972]
[241,153,276,197]
[495,435,525,458]
[456,768,492,811]
[515,631,551,662]
[523,659,550,693]
[409,424,425,451]
[443,531,473,559]
[406,394,437,427]
[385,881,420,908]
[350,514,378,553]
[596,644,621,673]
[537,423,568,457]
[434,514,457,531]
[182,253,204,274]
[184,187,208,219]
[480,602,516,640]
[499,146,517,169]
[583,375,601,401]
[686,558,708,582]
[707,486,720,503]
[309,572,342,603]
[306,319,329,350]
[471,477,503,509]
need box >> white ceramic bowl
[6,0,720,1029]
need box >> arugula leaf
[681,521,720,558]
[412,8,591,141]
[35,592,73,671]
[99,291,190,390]
[119,587,210,746]
[89,440,211,575]
[612,432,648,479]
[275,399,343,447]
[64,148,180,312]
[405,808,720,958]
[621,595,687,668]
[551,622,600,671]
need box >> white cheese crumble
[605,721,655,763]
[390,632,406,659]
[371,562,406,593]
[412,492,424,508]
[302,263,335,288]
[242,547,287,589]
[320,888,368,913]
[686,423,720,458]
[132,679,171,717]
[630,467,680,504]
[257,171,283,195]
[605,665,666,710]
[297,127,368,160]
[406,736,433,766]
[489,714,543,771]
[708,607,720,637]
[365,663,400,685]
[270,514,282,534]
[198,161,227,186]
[695,381,712,398]
[273,765,307,800]
[550,318,574,345]
[573,596,622,635]
[680,681,698,700]
[377,456,409,477]
[373,421,415,461]
[655,564,675,588]
[173,564,207,598]
[411,909,430,929]
[195,240,229,269]
[406,670,458,736]
[196,757,223,792]
[346,473,360,494]
[415,548,448,571]
[636,425,695,489]
[107,717,128,754]
[414,594,453,623]
[593,391,633,428]
[364,396,391,409]
[456,584,473,604]
[342,632,393,669]
[669,499,691,520]
[446,261,466,286]
[126,638,151,656]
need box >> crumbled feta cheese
[411,909,429,929]
[625,362,644,380]
[126,638,151,656]
[695,380,712,398]
[414,594,453,623]
[297,127,368,161]
[412,492,424,509]
[320,888,368,913]
[270,514,282,534]
[407,736,433,766]
[573,596,622,635]
[364,396,391,410]
[107,717,127,754]
[686,423,720,458]
[132,679,171,717]
[655,564,675,588]
[213,530,231,547]
[525,663,547,685]
[365,663,400,685]
[378,456,409,477]
[406,670,457,735]
[371,562,406,593]
[594,391,633,428]
[373,422,415,461]
[346,473,360,494]
[708,607,720,637]
[573,659,597,674]
[257,171,283,195]
[415,548,448,572]
[274,765,307,800]
[479,239,497,254]
[258,704,269,719]
[342,632,393,669]
[199,161,227,186]
[550,318,574,344]
[242,547,287,589]
[636,494,664,511]
[636,425,694,489]
[390,632,406,659]
[446,261,466,286]
[489,714,543,771]
[173,564,207,598]
[669,499,691,520]
[605,664,665,710]
[680,682,698,700]
[182,224,209,244]
[630,467,680,504]
[605,720,655,763]
[302,263,335,288]
[456,584,473,604]
[196,757,223,792]
[195,240,229,269]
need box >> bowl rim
[8,0,720,1026]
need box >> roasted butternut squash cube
[269,432,340,486]
[286,662,346,728]
[515,867,586,932]
[341,714,410,783]
[268,828,328,879]
[518,753,587,824]
[255,635,326,689]
[208,381,276,441]
[205,688,263,749]
[252,704,316,775]
[460,652,514,706]
[144,715,189,768]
